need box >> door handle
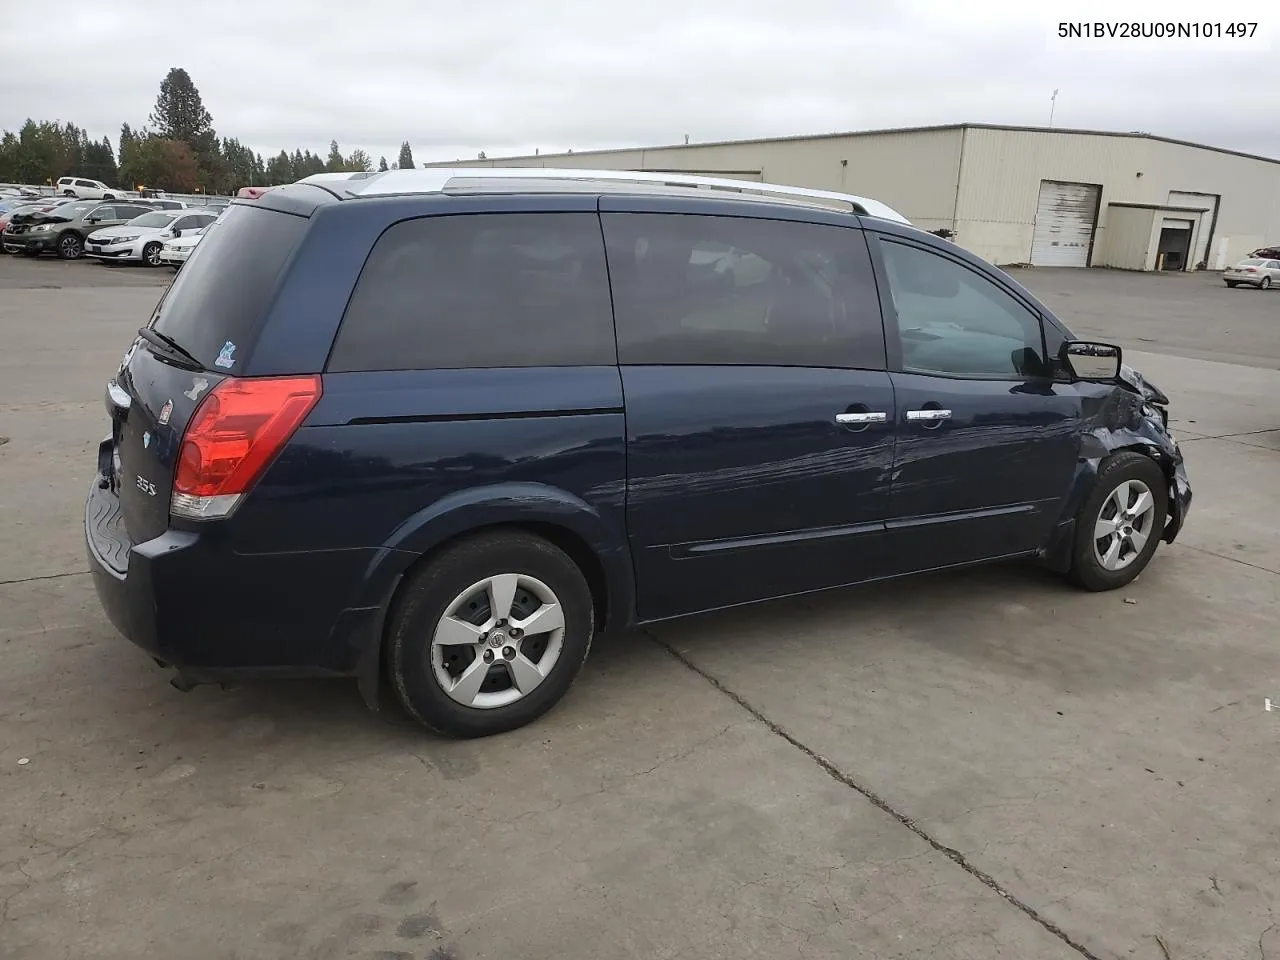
[906,408,951,422]
[835,411,887,425]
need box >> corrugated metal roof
[442,123,1280,168]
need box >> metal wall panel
[426,129,965,230]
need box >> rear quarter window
[150,204,307,371]
[328,212,616,371]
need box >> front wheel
[1068,452,1168,591]
[57,233,83,260]
[102,194,115,201]
[142,242,163,267]
[388,531,595,738]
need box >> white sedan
[85,209,219,267]
[1223,258,1280,289]
[158,226,208,269]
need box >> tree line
[0,68,418,195]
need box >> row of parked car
[0,185,229,268]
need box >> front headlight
[33,224,52,232]
[110,235,138,244]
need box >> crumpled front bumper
[1162,455,1192,544]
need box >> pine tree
[149,68,214,145]
[326,140,345,172]
[378,156,389,172]
[346,149,372,173]
[397,141,415,169]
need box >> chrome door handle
[835,411,887,425]
[906,408,951,422]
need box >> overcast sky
[1,0,1276,166]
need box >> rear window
[329,212,616,371]
[150,204,307,372]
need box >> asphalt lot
[1,256,1277,960]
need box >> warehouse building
[428,123,1280,271]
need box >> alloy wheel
[59,235,82,259]
[430,573,566,709]
[1092,479,1156,571]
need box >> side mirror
[85,216,99,224]
[1061,340,1122,381]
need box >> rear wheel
[1261,277,1272,290]
[1225,280,1238,288]
[1068,452,1168,591]
[57,233,83,260]
[388,531,595,738]
[142,242,162,267]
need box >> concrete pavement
[1,259,1277,959]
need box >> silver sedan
[1223,258,1280,289]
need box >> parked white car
[85,209,220,267]
[55,177,121,200]
[1223,258,1280,289]
[158,226,208,269]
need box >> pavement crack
[646,630,1105,960]
[1181,545,1280,577]
[0,570,90,587]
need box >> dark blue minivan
[86,169,1192,738]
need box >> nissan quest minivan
[86,168,1192,738]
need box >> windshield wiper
[137,326,203,371]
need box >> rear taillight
[1243,267,1257,273]
[171,375,322,520]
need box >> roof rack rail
[295,167,911,224]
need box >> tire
[1225,281,1238,288]
[21,250,39,258]
[1068,452,1168,591]
[57,232,83,260]
[142,242,163,267]
[62,190,75,197]
[103,194,115,201]
[388,530,595,738]
[1262,277,1272,290]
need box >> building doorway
[1157,219,1194,271]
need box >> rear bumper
[85,474,385,680]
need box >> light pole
[1049,89,1059,127]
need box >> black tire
[103,194,115,201]
[56,232,83,260]
[142,242,162,267]
[1261,277,1272,290]
[388,530,595,738]
[21,250,39,258]
[62,190,75,197]
[1068,451,1168,592]
[1225,281,1238,288]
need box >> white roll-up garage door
[1030,180,1101,267]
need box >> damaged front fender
[1040,381,1193,571]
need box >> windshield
[129,212,178,229]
